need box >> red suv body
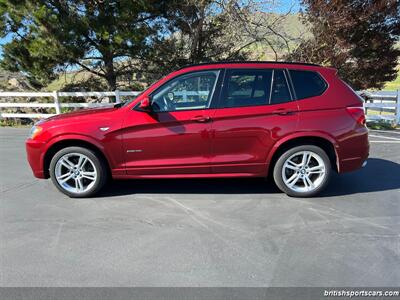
[26,62,369,197]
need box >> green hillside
[46,71,98,91]
[384,68,400,91]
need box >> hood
[43,106,118,123]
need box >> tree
[288,0,400,90]
[137,0,251,82]
[1,0,299,90]
[0,0,177,90]
[138,0,299,83]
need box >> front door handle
[272,108,295,116]
[191,115,212,123]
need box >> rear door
[210,68,299,175]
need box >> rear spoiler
[326,67,338,76]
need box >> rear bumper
[25,139,47,179]
[339,156,368,172]
[337,127,369,173]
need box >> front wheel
[273,145,331,197]
[50,146,108,198]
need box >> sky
[0,0,301,57]
[271,0,301,13]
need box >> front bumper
[25,138,47,179]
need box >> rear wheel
[273,145,331,197]
[50,146,108,198]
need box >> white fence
[0,91,139,119]
[360,90,400,125]
[0,89,399,125]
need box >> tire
[273,145,331,197]
[49,146,108,198]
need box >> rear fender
[266,131,340,173]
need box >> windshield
[118,91,144,108]
[119,75,168,108]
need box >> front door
[122,70,221,176]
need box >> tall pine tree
[0,0,177,89]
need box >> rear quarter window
[289,70,327,100]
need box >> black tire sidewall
[49,146,107,198]
[273,145,331,197]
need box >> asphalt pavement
[0,127,399,287]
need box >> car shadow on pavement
[97,158,399,198]
[99,177,281,197]
[320,158,400,197]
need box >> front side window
[151,70,219,112]
[289,70,327,99]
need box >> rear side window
[221,69,292,108]
[271,70,291,104]
[289,70,327,99]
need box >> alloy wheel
[54,153,97,194]
[281,150,326,193]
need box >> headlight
[29,125,43,140]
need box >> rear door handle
[272,109,295,116]
[191,116,212,123]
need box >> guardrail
[359,90,399,125]
[0,91,140,119]
[0,89,399,125]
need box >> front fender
[45,133,107,154]
[40,133,117,177]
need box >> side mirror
[139,96,151,110]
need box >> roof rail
[178,61,321,70]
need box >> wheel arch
[267,134,339,177]
[43,136,111,178]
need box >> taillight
[346,106,366,125]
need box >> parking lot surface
[1,127,399,287]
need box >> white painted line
[369,134,400,141]
[369,129,400,135]
[369,141,400,143]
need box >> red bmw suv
[26,62,369,198]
